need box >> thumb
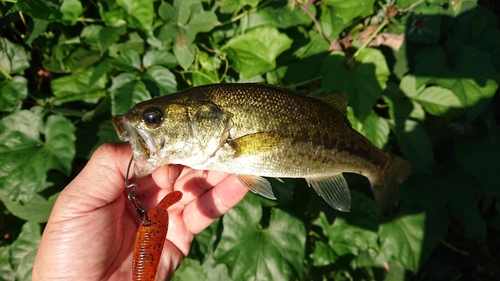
[59,143,133,210]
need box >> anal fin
[306,174,351,212]
[236,174,277,200]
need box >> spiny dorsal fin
[317,92,348,116]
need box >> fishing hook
[126,156,150,223]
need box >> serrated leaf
[0,76,28,112]
[143,50,177,69]
[50,67,108,104]
[116,0,154,31]
[322,48,389,121]
[379,210,425,272]
[111,73,151,115]
[0,38,30,76]
[214,196,306,280]
[324,0,375,27]
[222,26,292,78]
[10,222,41,281]
[0,111,75,203]
[414,86,463,117]
[141,65,177,96]
[174,42,196,70]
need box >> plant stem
[350,17,389,61]
[0,65,12,80]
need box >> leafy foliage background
[1,0,500,280]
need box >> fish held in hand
[113,83,412,215]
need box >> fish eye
[142,106,164,127]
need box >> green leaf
[391,119,433,173]
[0,111,75,203]
[60,0,83,25]
[143,50,177,69]
[50,67,108,104]
[116,0,154,31]
[0,246,15,281]
[348,108,390,149]
[173,42,196,70]
[186,10,220,44]
[0,38,30,76]
[25,18,50,45]
[111,50,142,71]
[324,0,375,27]
[10,0,62,22]
[312,191,380,258]
[141,65,177,96]
[415,46,499,122]
[214,195,306,280]
[222,26,292,78]
[322,48,389,121]
[111,73,151,115]
[379,209,425,272]
[414,86,463,117]
[172,258,207,280]
[0,76,28,112]
[2,193,58,223]
[10,222,41,281]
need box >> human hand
[32,143,248,280]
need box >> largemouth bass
[112,83,412,215]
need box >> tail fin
[373,154,413,215]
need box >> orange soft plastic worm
[132,191,183,281]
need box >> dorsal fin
[317,92,348,116]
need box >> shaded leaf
[0,246,15,281]
[324,0,375,27]
[143,50,177,69]
[116,0,154,31]
[322,48,389,121]
[141,65,177,96]
[50,67,108,104]
[0,76,28,112]
[391,119,433,172]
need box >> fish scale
[113,83,412,215]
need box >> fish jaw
[112,115,163,177]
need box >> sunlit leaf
[116,0,154,31]
[0,38,30,75]
[143,50,177,69]
[214,195,306,280]
[10,222,41,281]
[324,0,375,27]
[60,0,83,25]
[222,26,292,78]
[414,86,463,117]
[0,246,15,281]
[141,65,177,96]
[50,67,108,104]
[379,209,425,272]
[110,73,151,115]
[174,42,196,70]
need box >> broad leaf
[0,76,28,112]
[0,38,30,76]
[379,209,426,272]
[214,195,306,280]
[141,65,177,96]
[348,108,390,149]
[0,111,75,203]
[174,42,196,70]
[110,73,151,115]
[390,119,433,172]
[222,26,292,78]
[143,50,177,69]
[116,0,154,31]
[324,0,375,27]
[322,48,390,121]
[50,67,108,104]
[414,86,463,117]
[10,222,41,281]
[0,246,15,281]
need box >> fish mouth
[112,115,159,177]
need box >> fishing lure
[125,156,183,280]
[132,190,182,281]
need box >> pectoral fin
[229,132,281,157]
[236,174,277,200]
[306,174,351,212]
